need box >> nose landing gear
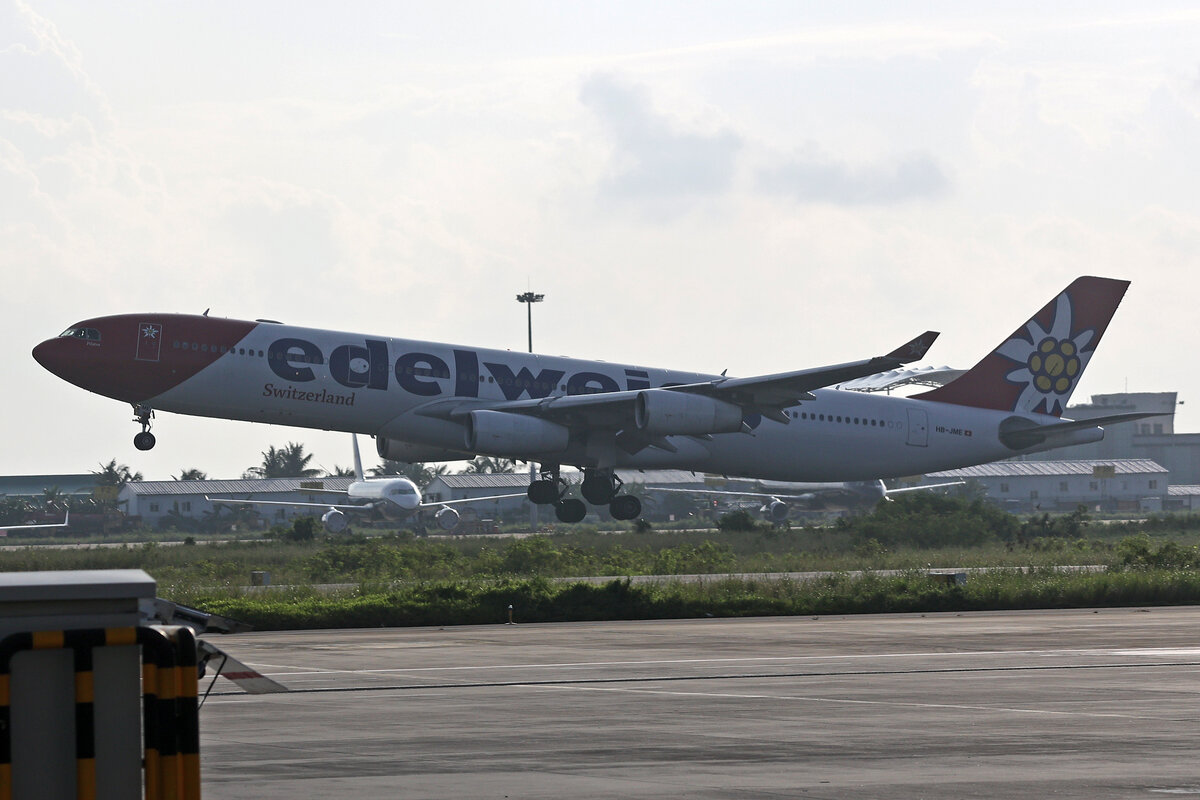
[132,405,156,451]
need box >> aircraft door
[906,408,929,447]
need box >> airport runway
[199,607,1200,799]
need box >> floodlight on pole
[516,291,544,354]
[516,290,545,531]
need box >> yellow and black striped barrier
[0,625,201,800]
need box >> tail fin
[913,276,1129,417]
[351,434,365,481]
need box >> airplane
[206,436,525,532]
[650,479,965,522]
[0,511,69,534]
[33,276,1161,524]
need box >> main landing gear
[526,466,642,523]
[132,405,156,451]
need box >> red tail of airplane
[913,276,1130,417]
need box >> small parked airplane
[207,436,523,532]
[0,511,69,534]
[34,276,1159,523]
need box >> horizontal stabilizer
[999,411,1164,451]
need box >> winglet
[886,331,939,363]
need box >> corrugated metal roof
[1168,485,1200,496]
[121,478,355,496]
[928,459,1167,479]
[435,474,532,490]
[0,474,97,497]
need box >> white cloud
[580,74,742,201]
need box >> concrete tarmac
[199,607,1200,799]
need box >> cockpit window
[59,328,101,341]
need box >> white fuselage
[143,321,1068,481]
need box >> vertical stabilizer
[913,276,1129,417]
[351,434,365,482]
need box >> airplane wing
[421,331,940,434]
[885,481,965,495]
[418,493,527,509]
[648,486,813,502]
[649,480,965,504]
[205,495,370,513]
[0,511,69,532]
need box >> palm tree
[40,486,66,508]
[93,459,143,486]
[462,456,517,475]
[244,442,320,479]
[323,465,356,478]
[174,468,208,481]
[0,498,31,527]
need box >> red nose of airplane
[32,338,69,380]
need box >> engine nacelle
[760,500,790,523]
[321,508,349,533]
[376,438,475,463]
[434,506,460,531]
[635,390,744,436]
[464,410,570,454]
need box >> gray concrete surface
[199,607,1200,798]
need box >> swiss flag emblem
[135,322,162,362]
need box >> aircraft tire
[527,480,560,505]
[134,431,156,451]
[581,474,616,505]
[554,498,587,524]
[609,495,641,521]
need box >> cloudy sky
[3,1,1199,480]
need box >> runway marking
[534,684,1171,721]
[206,659,1200,697]
[241,647,1200,678]
[246,662,346,673]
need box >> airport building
[119,477,354,528]
[1020,392,1200,483]
[923,459,1169,513]
[0,474,99,501]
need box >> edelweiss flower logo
[996,291,1094,415]
[1028,337,1080,394]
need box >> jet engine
[635,390,744,436]
[434,506,460,531]
[321,508,349,533]
[376,438,475,463]
[464,410,569,454]
[760,500,790,524]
